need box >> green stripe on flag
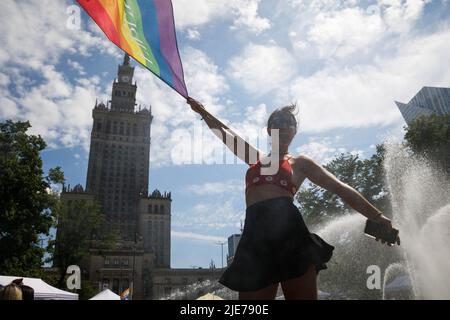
[124,0,160,74]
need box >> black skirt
[219,196,334,292]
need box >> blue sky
[1,0,450,268]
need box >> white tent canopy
[89,289,121,300]
[0,275,78,300]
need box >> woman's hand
[374,214,401,246]
[187,97,206,116]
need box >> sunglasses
[269,117,296,130]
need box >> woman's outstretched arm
[295,154,400,245]
[187,97,263,165]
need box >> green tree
[0,120,61,275]
[296,145,391,228]
[78,279,98,300]
[48,198,115,288]
[404,114,450,174]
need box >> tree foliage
[296,145,391,228]
[48,198,115,288]
[404,114,450,174]
[0,120,60,275]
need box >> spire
[123,53,130,66]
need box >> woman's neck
[268,149,289,157]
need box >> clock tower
[111,54,137,112]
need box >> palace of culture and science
[61,54,222,299]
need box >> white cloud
[173,0,270,35]
[231,103,270,154]
[0,0,122,151]
[186,28,201,40]
[306,8,385,59]
[183,47,229,109]
[0,96,18,119]
[184,179,244,195]
[0,73,10,86]
[289,28,450,133]
[0,1,116,70]
[67,59,86,75]
[172,0,229,29]
[1,0,447,169]
[173,199,245,230]
[133,46,230,167]
[4,73,106,150]
[172,231,226,243]
[287,0,429,62]
[379,0,430,33]
[227,43,297,97]
[297,136,347,164]
[230,0,271,34]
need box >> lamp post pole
[215,241,226,268]
[131,232,137,300]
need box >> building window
[148,205,152,213]
[123,259,129,267]
[154,205,158,214]
[114,258,120,266]
[160,205,164,214]
[164,287,172,296]
[104,258,110,266]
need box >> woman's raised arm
[187,97,263,166]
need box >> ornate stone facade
[60,55,223,299]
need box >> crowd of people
[0,278,34,300]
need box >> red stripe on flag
[77,0,121,46]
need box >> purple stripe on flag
[155,0,188,98]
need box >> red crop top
[245,156,298,196]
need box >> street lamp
[131,232,137,300]
[215,241,226,268]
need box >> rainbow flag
[77,0,188,98]
[120,288,130,300]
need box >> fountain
[383,144,450,299]
[315,143,449,299]
[160,279,238,300]
[161,144,448,300]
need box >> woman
[187,98,400,300]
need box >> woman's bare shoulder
[289,154,318,172]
